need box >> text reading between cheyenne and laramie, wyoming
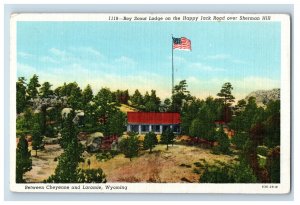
[24,185,128,191]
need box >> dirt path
[24,144,63,183]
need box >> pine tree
[82,84,93,105]
[16,77,28,114]
[46,140,84,183]
[217,82,235,106]
[160,128,175,150]
[217,82,235,123]
[119,134,139,161]
[39,82,54,98]
[31,122,42,157]
[60,111,77,149]
[27,74,41,100]
[16,135,32,183]
[143,132,158,153]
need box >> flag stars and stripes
[173,37,192,51]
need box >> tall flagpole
[171,34,174,95]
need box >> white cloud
[206,54,231,60]
[204,53,246,64]
[114,56,137,68]
[18,51,33,59]
[187,62,225,72]
[39,56,59,64]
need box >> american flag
[173,37,191,51]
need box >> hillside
[118,103,139,113]
[245,88,280,107]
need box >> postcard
[10,13,290,193]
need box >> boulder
[86,132,104,152]
[42,136,61,144]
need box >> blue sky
[17,21,281,100]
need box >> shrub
[266,146,280,183]
[199,159,257,183]
[231,132,249,150]
[257,145,269,156]
[119,134,139,161]
[213,129,230,155]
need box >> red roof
[127,112,180,124]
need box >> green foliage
[119,134,139,161]
[160,128,175,150]
[217,82,235,106]
[217,82,235,122]
[27,74,41,100]
[181,96,223,137]
[199,159,257,183]
[231,132,249,150]
[16,108,34,132]
[106,110,126,136]
[82,84,93,105]
[143,132,158,153]
[60,111,78,149]
[96,150,118,162]
[78,168,107,183]
[263,100,280,147]
[143,90,160,112]
[114,89,130,104]
[16,77,28,114]
[257,145,269,156]
[213,129,230,155]
[131,89,144,107]
[31,118,43,157]
[266,146,280,183]
[170,80,191,112]
[16,135,32,183]
[46,140,84,183]
[39,82,54,98]
[161,98,171,112]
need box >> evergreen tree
[27,74,41,100]
[119,134,139,161]
[161,98,171,112]
[143,132,158,153]
[31,119,43,157]
[46,140,84,183]
[39,82,54,98]
[171,80,191,112]
[78,168,107,183]
[217,82,235,123]
[46,112,84,183]
[60,111,77,149]
[68,83,83,110]
[266,146,280,183]
[107,110,126,136]
[16,77,27,113]
[16,135,32,183]
[160,128,175,150]
[82,84,93,105]
[217,82,235,106]
[131,89,144,107]
[213,129,230,154]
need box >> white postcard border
[9,13,291,194]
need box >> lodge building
[127,112,180,134]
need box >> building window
[151,125,160,133]
[130,125,139,133]
[141,125,149,132]
[162,125,170,132]
[173,125,180,133]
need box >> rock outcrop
[245,88,280,107]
